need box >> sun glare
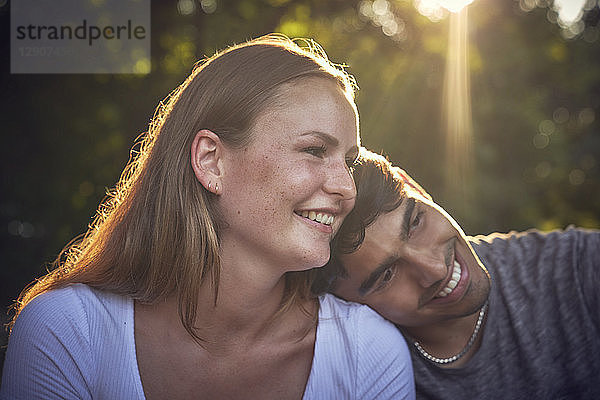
[443,8,473,204]
[415,0,475,16]
[412,0,477,207]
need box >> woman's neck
[198,271,289,340]
[145,250,313,348]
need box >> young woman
[1,35,414,399]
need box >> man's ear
[191,129,224,194]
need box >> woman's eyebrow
[300,131,338,146]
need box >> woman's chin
[287,250,331,272]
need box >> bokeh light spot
[553,107,570,124]
[177,0,196,15]
[414,0,447,22]
[535,161,552,178]
[359,0,375,18]
[373,0,389,15]
[8,220,35,238]
[549,42,567,62]
[539,119,556,135]
[569,169,585,185]
[133,57,151,74]
[520,0,536,12]
[358,1,408,42]
[533,133,550,149]
[200,0,217,14]
[578,108,595,126]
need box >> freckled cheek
[265,164,318,200]
[235,163,297,220]
[236,153,278,191]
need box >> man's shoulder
[468,226,599,254]
[469,225,599,240]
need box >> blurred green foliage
[1,0,599,370]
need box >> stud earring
[215,182,219,194]
[208,182,212,190]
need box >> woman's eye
[304,145,327,158]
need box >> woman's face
[218,77,360,274]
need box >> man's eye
[375,267,396,292]
[304,145,327,158]
[409,210,424,237]
[382,268,394,282]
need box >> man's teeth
[437,260,462,297]
[299,210,334,226]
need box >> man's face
[333,190,491,328]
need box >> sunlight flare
[442,7,473,205]
[415,0,474,15]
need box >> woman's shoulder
[17,284,91,326]
[3,284,140,399]
[317,292,391,322]
[308,294,415,399]
[317,292,408,343]
[23,282,109,304]
[15,283,132,346]
[20,283,128,320]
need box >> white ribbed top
[1,284,414,399]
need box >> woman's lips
[294,210,334,234]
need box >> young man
[315,149,600,399]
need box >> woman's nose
[323,159,356,201]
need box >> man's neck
[401,305,488,368]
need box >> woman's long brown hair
[9,34,357,344]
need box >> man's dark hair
[312,148,405,293]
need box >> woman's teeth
[437,260,462,297]
[298,210,334,226]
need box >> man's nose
[405,246,449,288]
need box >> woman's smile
[294,209,339,234]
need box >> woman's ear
[191,130,224,194]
